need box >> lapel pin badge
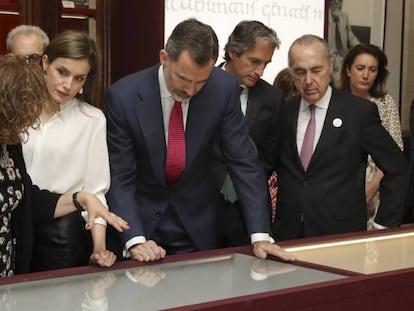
[332,118,342,128]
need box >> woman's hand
[76,192,130,232]
[90,249,117,267]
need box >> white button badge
[333,118,342,128]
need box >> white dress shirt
[239,85,248,115]
[159,66,190,139]
[296,86,331,154]
[23,97,110,224]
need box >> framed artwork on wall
[326,0,387,81]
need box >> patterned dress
[0,144,24,276]
[366,94,403,230]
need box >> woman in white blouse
[23,30,115,271]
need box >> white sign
[165,0,325,84]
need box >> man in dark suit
[272,34,408,240]
[105,19,295,262]
[212,20,285,247]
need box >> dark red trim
[0,2,18,10]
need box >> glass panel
[0,254,346,310]
[287,231,414,274]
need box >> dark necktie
[300,104,316,171]
[335,19,344,54]
[165,101,186,184]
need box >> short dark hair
[224,20,280,62]
[336,43,389,98]
[165,18,218,66]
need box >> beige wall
[384,0,404,129]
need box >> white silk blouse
[22,97,110,211]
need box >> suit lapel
[309,90,344,168]
[184,93,214,178]
[289,97,302,166]
[245,85,260,128]
[134,66,167,185]
[134,66,217,185]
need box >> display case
[1,226,414,310]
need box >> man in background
[6,24,49,65]
[213,20,285,247]
[273,34,408,240]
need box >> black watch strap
[72,192,85,212]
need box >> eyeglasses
[22,54,42,65]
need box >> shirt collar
[300,85,332,112]
[158,65,171,101]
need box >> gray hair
[224,20,280,62]
[288,34,331,67]
[6,25,49,53]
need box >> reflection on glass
[288,231,414,274]
[250,258,297,281]
[0,272,117,311]
[0,254,345,310]
[81,272,116,311]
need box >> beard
[170,89,192,102]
